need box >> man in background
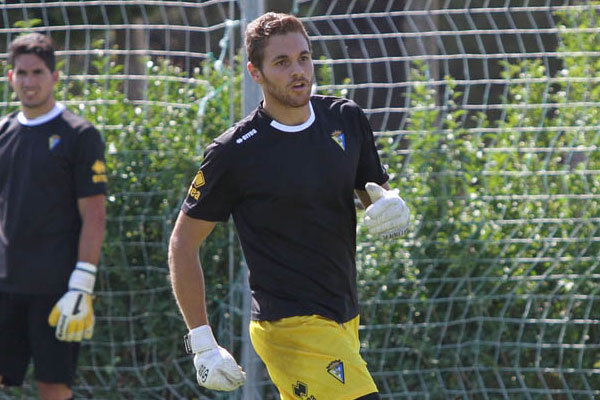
[169,12,409,399]
[0,33,107,400]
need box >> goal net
[0,1,598,399]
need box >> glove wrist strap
[184,325,218,354]
[68,261,97,294]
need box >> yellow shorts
[250,315,378,400]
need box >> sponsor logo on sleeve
[91,160,108,183]
[188,170,205,200]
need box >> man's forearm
[77,194,106,264]
[169,242,210,329]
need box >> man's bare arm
[168,212,216,329]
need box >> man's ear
[247,62,262,84]
[7,69,16,91]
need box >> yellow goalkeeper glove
[48,261,96,342]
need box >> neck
[21,99,56,120]
[262,99,310,126]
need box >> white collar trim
[269,101,315,132]
[18,103,66,126]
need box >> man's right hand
[48,262,97,342]
[186,325,246,391]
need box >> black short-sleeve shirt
[182,95,388,323]
[0,104,107,294]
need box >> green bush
[77,55,243,398]
[357,4,600,395]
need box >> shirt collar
[269,101,315,132]
[17,103,66,126]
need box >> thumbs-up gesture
[363,182,410,239]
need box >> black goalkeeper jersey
[182,95,388,323]
[0,104,107,294]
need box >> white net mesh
[0,1,599,399]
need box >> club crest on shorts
[331,130,346,151]
[327,359,345,383]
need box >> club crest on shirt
[327,359,345,384]
[49,134,61,150]
[91,160,108,183]
[331,130,346,151]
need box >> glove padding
[48,262,96,342]
[188,325,246,391]
[364,182,410,239]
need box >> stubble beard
[264,77,313,109]
[19,90,54,112]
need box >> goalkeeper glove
[364,182,410,239]
[48,261,96,342]
[184,325,246,391]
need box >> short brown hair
[245,12,311,70]
[8,33,56,72]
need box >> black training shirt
[0,104,107,294]
[182,95,388,323]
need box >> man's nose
[22,75,34,85]
[290,62,305,78]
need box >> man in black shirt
[169,13,409,399]
[0,33,106,400]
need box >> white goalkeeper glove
[185,325,246,391]
[364,182,410,239]
[48,261,96,342]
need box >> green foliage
[315,56,351,97]
[13,18,42,30]
[76,54,242,398]
[357,4,600,396]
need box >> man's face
[252,32,314,110]
[8,53,58,117]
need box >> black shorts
[0,292,80,387]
